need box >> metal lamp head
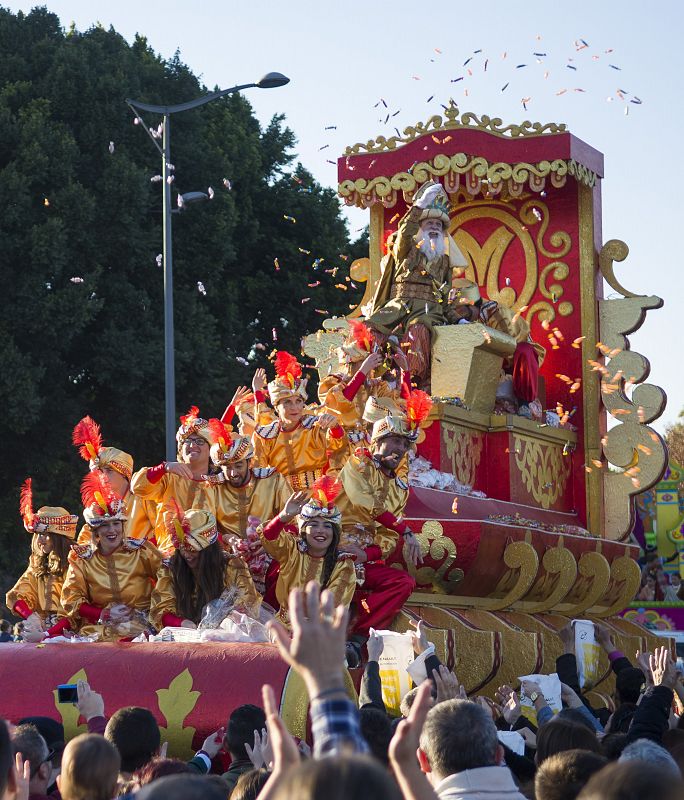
[256,72,290,89]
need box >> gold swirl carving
[448,202,573,324]
[338,154,591,208]
[554,551,611,615]
[513,436,572,509]
[568,159,598,189]
[442,427,484,486]
[598,240,668,540]
[521,545,579,613]
[488,540,540,611]
[344,101,568,155]
[408,520,464,593]
[589,556,643,618]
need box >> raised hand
[267,582,348,698]
[280,491,310,522]
[76,679,105,721]
[433,665,466,703]
[262,684,300,775]
[409,619,430,656]
[359,351,384,376]
[650,645,678,689]
[367,629,384,662]
[229,385,251,407]
[200,726,226,759]
[495,684,522,726]
[252,368,267,394]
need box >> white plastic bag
[373,629,415,716]
[517,672,562,726]
[574,620,601,689]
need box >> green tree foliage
[0,8,366,595]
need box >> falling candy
[451,498,459,514]
[155,254,162,267]
[197,281,206,295]
[283,215,296,223]
[208,187,215,199]
[223,178,232,190]
[70,277,84,283]
[108,141,115,154]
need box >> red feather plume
[80,469,120,514]
[72,416,103,462]
[405,389,433,428]
[180,406,201,426]
[207,418,231,447]
[19,478,34,528]
[273,351,302,386]
[310,475,342,508]
[347,319,373,353]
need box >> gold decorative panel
[513,435,572,509]
[598,240,667,540]
[442,426,484,487]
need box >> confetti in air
[197,281,206,295]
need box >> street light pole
[127,72,289,461]
[162,113,176,460]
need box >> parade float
[0,102,670,755]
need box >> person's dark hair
[232,768,270,800]
[606,703,637,734]
[0,720,13,798]
[535,719,597,766]
[170,542,227,623]
[600,732,628,760]
[30,532,71,577]
[419,699,499,777]
[11,724,49,779]
[0,620,10,633]
[557,708,599,732]
[272,754,401,800]
[615,668,644,705]
[359,708,393,766]
[300,522,341,590]
[577,760,683,800]
[226,704,266,761]
[104,707,161,773]
[534,749,608,800]
[134,756,191,786]
[17,716,65,766]
[135,774,227,800]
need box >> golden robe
[260,522,356,629]
[149,555,261,630]
[335,452,410,558]
[252,414,347,491]
[6,565,67,622]
[366,206,453,334]
[130,468,218,553]
[60,541,162,640]
[214,468,291,538]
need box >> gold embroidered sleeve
[130,467,169,502]
[149,565,177,630]
[60,560,91,622]
[325,560,357,609]
[340,457,384,518]
[6,569,39,614]
[252,432,276,470]
[394,206,422,263]
[259,523,297,564]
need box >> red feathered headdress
[273,351,302,388]
[81,470,127,525]
[207,418,232,449]
[347,319,373,354]
[72,416,103,462]
[299,475,342,529]
[176,406,210,445]
[20,478,35,530]
[165,497,191,549]
[405,389,433,431]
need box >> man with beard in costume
[364,180,467,390]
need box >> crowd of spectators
[1,582,684,800]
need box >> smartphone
[57,684,78,703]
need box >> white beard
[417,232,446,261]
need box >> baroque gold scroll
[597,240,667,540]
[442,426,484,487]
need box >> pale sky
[7,0,683,432]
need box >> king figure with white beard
[364,181,467,390]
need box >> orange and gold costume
[252,415,347,491]
[130,467,218,553]
[149,554,261,630]
[60,541,163,640]
[260,516,355,629]
[7,562,69,629]
[214,468,291,538]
